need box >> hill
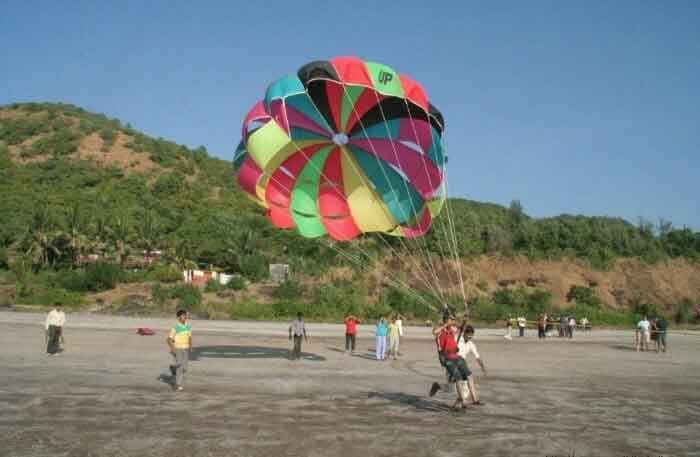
[1,102,699,324]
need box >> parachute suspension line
[319,238,438,311]
[272,100,443,305]
[400,97,463,301]
[252,157,436,306]
[358,88,448,302]
[297,86,446,304]
[438,153,468,305]
[337,84,447,304]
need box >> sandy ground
[1,312,699,457]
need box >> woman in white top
[456,325,487,406]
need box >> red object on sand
[136,328,155,336]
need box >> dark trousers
[292,335,303,359]
[538,327,545,339]
[519,327,525,337]
[445,358,471,382]
[568,325,574,338]
[47,325,62,354]
[345,334,356,351]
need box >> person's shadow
[367,391,455,413]
[190,345,326,362]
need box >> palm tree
[135,207,160,264]
[19,206,62,270]
[109,209,132,266]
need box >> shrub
[225,276,246,291]
[566,285,601,309]
[272,279,304,301]
[18,287,84,308]
[59,263,122,292]
[312,279,364,318]
[238,253,268,281]
[148,265,182,283]
[674,299,693,325]
[169,283,202,309]
[204,279,223,293]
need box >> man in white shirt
[456,325,487,407]
[45,305,66,355]
[395,314,404,355]
[637,316,650,352]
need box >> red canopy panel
[318,147,362,240]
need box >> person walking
[45,304,66,355]
[289,312,308,360]
[375,317,388,360]
[457,324,487,407]
[344,314,360,354]
[430,319,471,409]
[517,315,526,337]
[568,316,576,339]
[167,309,192,391]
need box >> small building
[269,264,289,283]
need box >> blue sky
[2,1,698,228]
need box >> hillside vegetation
[1,102,699,325]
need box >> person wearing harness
[429,316,470,408]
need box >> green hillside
[1,102,698,323]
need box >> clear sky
[2,1,698,228]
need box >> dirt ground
[1,312,699,457]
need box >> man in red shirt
[429,315,471,409]
[344,315,360,355]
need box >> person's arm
[303,323,308,342]
[45,313,51,331]
[289,323,292,340]
[472,343,486,374]
[432,324,446,337]
[167,329,175,353]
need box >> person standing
[430,319,470,409]
[289,312,308,360]
[167,309,192,391]
[45,304,66,355]
[568,316,576,339]
[517,315,526,337]
[637,315,650,352]
[504,315,513,340]
[656,316,668,353]
[395,313,404,355]
[537,314,546,339]
[387,317,400,360]
[344,314,360,354]
[375,317,388,360]
[559,315,567,337]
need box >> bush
[0,248,8,270]
[566,285,601,309]
[312,279,364,319]
[225,276,246,291]
[18,287,84,308]
[379,287,433,319]
[238,253,268,281]
[148,265,182,283]
[204,279,223,293]
[59,262,122,292]
[272,279,305,301]
[170,284,202,309]
[674,299,693,325]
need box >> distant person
[387,317,400,360]
[559,315,567,337]
[517,315,527,337]
[45,304,66,356]
[504,315,513,340]
[537,314,546,339]
[167,309,192,391]
[395,313,404,355]
[581,316,590,331]
[655,316,668,353]
[289,312,308,360]
[568,316,576,339]
[636,316,650,352]
[375,317,388,360]
[457,324,487,406]
[344,314,360,354]
[650,317,659,349]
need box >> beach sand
[1,312,699,457]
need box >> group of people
[373,315,404,360]
[635,315,668,352]
[535,313,588,339]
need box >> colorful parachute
[234,56,446,241]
